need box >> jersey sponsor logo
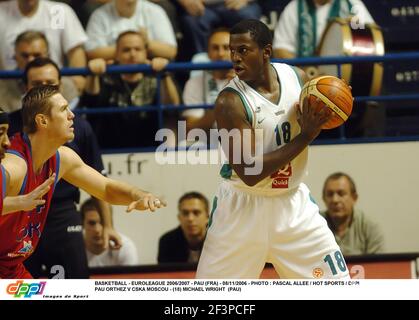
[6,280,46,298]
[275,110,285,116]
[271,163,292,188]
[17,240,33,254]
[7,240,34,258]
[272,178,289,188]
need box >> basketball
[299,75,353,129]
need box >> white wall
[81,141,419,265]
[306,141,419,254]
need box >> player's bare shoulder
[214,89,248,130]
[293,66,309,85]
[58,146,84,178]
[214,89,240,113]
[3,152,27,169]
[2,153,28,196]
[58,146,83,162]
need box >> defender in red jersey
[0,109,54,218]
[1,85,165,278]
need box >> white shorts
[196,181,350,279]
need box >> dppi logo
[6,280,46,298]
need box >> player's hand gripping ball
[299,76,353,129]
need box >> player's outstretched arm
[59,146,166,212]
[215,89,332,186]
[2,174,56,215]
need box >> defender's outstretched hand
[19,174,56,211]
[2,174,56,215]
[126,194,167,213]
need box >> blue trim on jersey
[19,175,28,196]
[272,64,283,105]
[20,134,34,194]
[53,150,60,191]
[219,163,232,179]
[1,165,6,200]
[6,150,28,195]
[6,150,24,158]
[22,133,32,155]
[208,196,218,229]
[309,193,318,205]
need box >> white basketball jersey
[220,63,308,194]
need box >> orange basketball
[299,76,353,129]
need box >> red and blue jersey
[0,164,6,215]
[0,133,59,278]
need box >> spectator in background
[0,31,79,134]
[81,198,139,267]
[273,0,381,139]
[81,30,179,148]
[272,0,374,59]
[158,192,209,264]
[148,0,181,37]
[0,0,88,92]
[175,0,262,56]
[85,0,177,61]
[321,172,384,255]
[18,57,120,278]
[182,28,234,136]
[77,0,180,36]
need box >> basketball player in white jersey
[196,19,350,279]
